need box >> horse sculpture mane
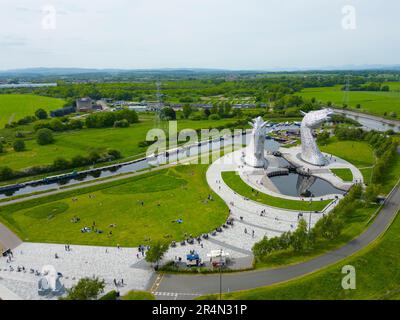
[300,108,333,166]
[244,116,269,168]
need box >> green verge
[0,165,228,247]
[330,168,353,182]
[199,211,400,300]
[221,171,330,212]
[122,291,156,300]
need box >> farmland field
[0,94,66,128]
[299,85,400,117]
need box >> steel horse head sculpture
[244,116,269,168]
[300,108,333,166]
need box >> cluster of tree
[181,103,245,121]
[0,149,122,182]
[253,184,364,262]
[4,115,37,129]
[145,241,170,270]
[253,219,311,258]
[86,109,139,128]
[0,140,27,154]
[60,277,105,300]
[158,107,176,121]
[33,118,84,133]
[343,82,390,92]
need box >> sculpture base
[298,153,328,167]
[243,156,269,169]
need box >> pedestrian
[252,230,255,238]
[244,228,247,234]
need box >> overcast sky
[0,0,399,70]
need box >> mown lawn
[221,172,330,211]
[0,94,65,128]
[201,211,400,300]
[299,85,400,117]
[0,165,228,247]
[331,168,353,182]
[320,139,375,168]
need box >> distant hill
[0,65,399,79]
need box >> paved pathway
[0,243,153,300]
[0,222,22,252]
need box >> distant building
[128,105,148,112]
[92,104,103,111]
[192,103,213,109]
[76,98,93,112]
[147,102,164,111]
[233,103,256,109]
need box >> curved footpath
[152,181,400,300]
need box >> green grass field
[201,211,400,300]
[331,168,353,182]
[320,139,375,168]
[0,165,228,247]
[0,117,240,171]
[0,94,66,128]
[320,138,400,193]
[299,85,400,117]
[221,172,330,211]
[122,291,155,300]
